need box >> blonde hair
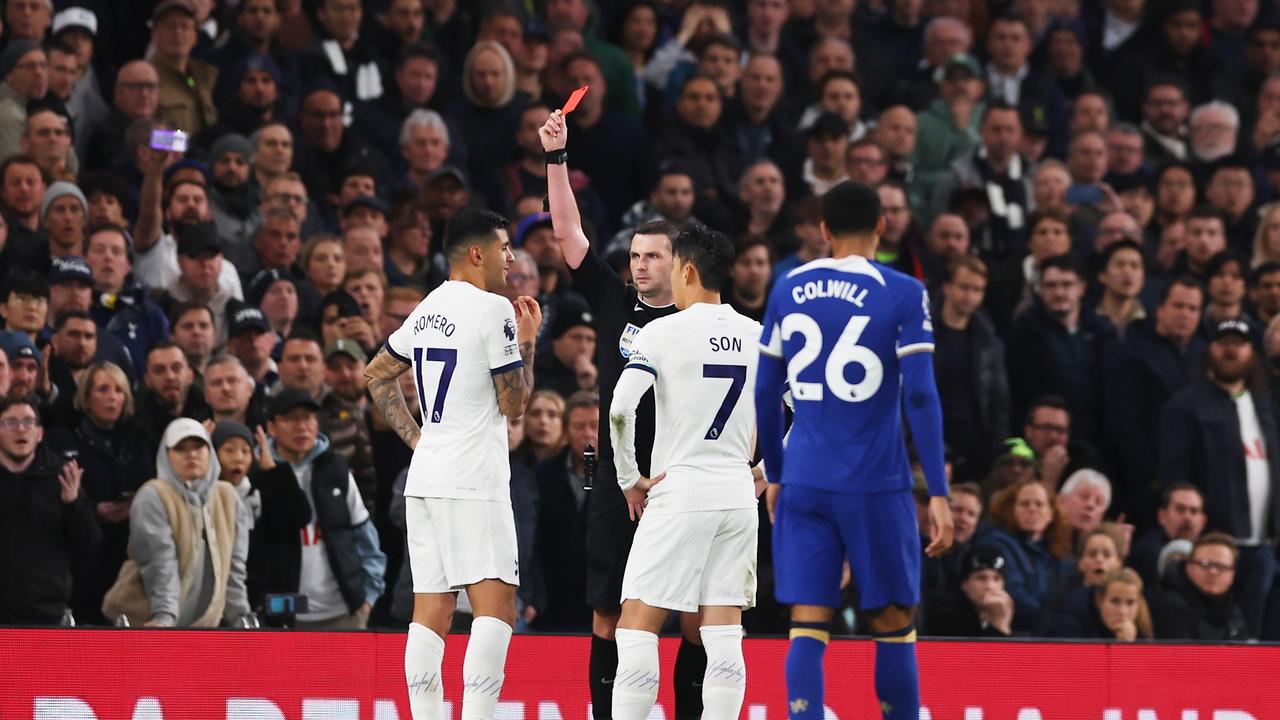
[1251,201,1280,268]
[74,361,134,421]
[462,41,516,108]
[1095,568,1154,640]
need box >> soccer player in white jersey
[608,226,765,720]
[364,208,542,720]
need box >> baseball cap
[176,221,222,259]
[514,212,553,247]
[161,417,210,450]
[342,195,390,218]
[52,6,97,37]
[247,268,297,307]
[998,437,1037,464]
[269,387,321,419]
[427,165,468,187]
[0,330,39,363]
[1213,318,1252,342]
[49,256,94,286]
[227,301,270,337]
[962,545,1008,579]
[943,52,982,78]
[152,0,196,22]
[325,338,368,364]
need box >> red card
[561,85,589,114]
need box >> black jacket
[650,119,744,232]
[0,445,100,624]
[1149,562,1249,641]
[1006,301,1116,447]
[48,418,156,624]
[933,305,1010,481]
[242,464,311,614]
[531,447,591,632]
[1105,320,1206,519]
[1158,378,1280,540]
[1044,584,1120,639]
[135,386,212,450]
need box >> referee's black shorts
[584,465,637,611]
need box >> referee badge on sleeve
[619,323,641,358]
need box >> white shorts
[406,497,519,594]
[621,508,758,613]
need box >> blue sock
[872,625,920,720]
[785,622,828,720]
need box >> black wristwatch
[545,148,568,165]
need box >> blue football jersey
[759,255,935,494]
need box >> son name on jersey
[709,336,743,352]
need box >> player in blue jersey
[754,181,954,720]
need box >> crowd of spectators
[1,0,1279,642]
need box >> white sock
[406,623,446,720]
[612,628,660,720]
[461,616,513,720]
[700,624,746,720]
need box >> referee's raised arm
[540,109,589,270]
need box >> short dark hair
[282,327,323,353]
[673,225,735,292]
[1025,394,1070,425]
[560,50,601,75]
[679,70,720,96]
[1160,482,1203,509]
[633,219,680,244]
[1027,206,1071,234]
[444,207,509,258]
[989,12,1032,35]
[1,271,49,303]
[1145,74,1188,100]
[1188,204,1226,226]
[169,301,215,328]
[735,234,775,264]
[946,255,988,282]
[1203,251,1245,280]
[145,340,187,368]
[78,171,130,206]
[694,31,741,59]
[1038,253,1081,278]
[0,154,45,186]
[1160,274,1204,305]
[1194,532,1239,561]
[1250,261,1280,286]
[817,69,860,96]
[53,308,93,332]
[1098,238,1145,269]
[0,395,41,423]
[396,41,440,70]
[821,181,881,237]
[981,100,1021,126]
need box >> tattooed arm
[493,338,536,419]
[365,347,420,449]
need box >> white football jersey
[386,281,522,501]
[618,303,761,513]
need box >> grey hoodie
[128,436,251,626]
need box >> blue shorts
[773,485,921,610]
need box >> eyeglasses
[0,417,39,430]
[1191,558,1235,573]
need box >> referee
[540,110,707,719]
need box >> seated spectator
[225,302,277,388]
[38,182,88,273]
[919,213,971,290]
[450,40,526,211]
[531,390,599,632]
[925,544,1015,638]
[611,164,698,253]
[207,134,258,254]
[102,418,249,628]
[302,0,384,105]
[152,222,244,344]
[213,421,264,523]
[1058,469,1112,536]
[535,299,597,400]
[732,160,794,256]
[800,112,850,197]
[981,437,1039,503]
[380,287,427,349]
[303,234,348,298]
[726,235,772,322]
[986,206,1072,332]
[772,196,828,278]
[1249,262,1280,328]
[136,341,211,444]
[1049,567,1153,641]
[984,478,1074,632]
[204,354,266,430]
[0,155,46,264]
[934,257,1009,484]
[1092,239,1147,337]
[258,388,385,629]
[650,72,743,230]
[0,331,44,402]
[1175,206,1229,281]
[0,42,50,162]
[513,389,566,470]
[1197,252,1262,345]
[169,303,216,377]
[344,267,387,340]
[1131,483,1206,588]
[0,346,8,396]
[318,290,377,354]
[249,269,300,341]
[343,224,384,275]
[1042,522,1126,625]
[1149,532,1249,641]
[384,212,440,291]
[0,396,98,625]
[0,271,48,345]
[292,83,391,217]
[273,330,325,401]
[1252,204,1280,269]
